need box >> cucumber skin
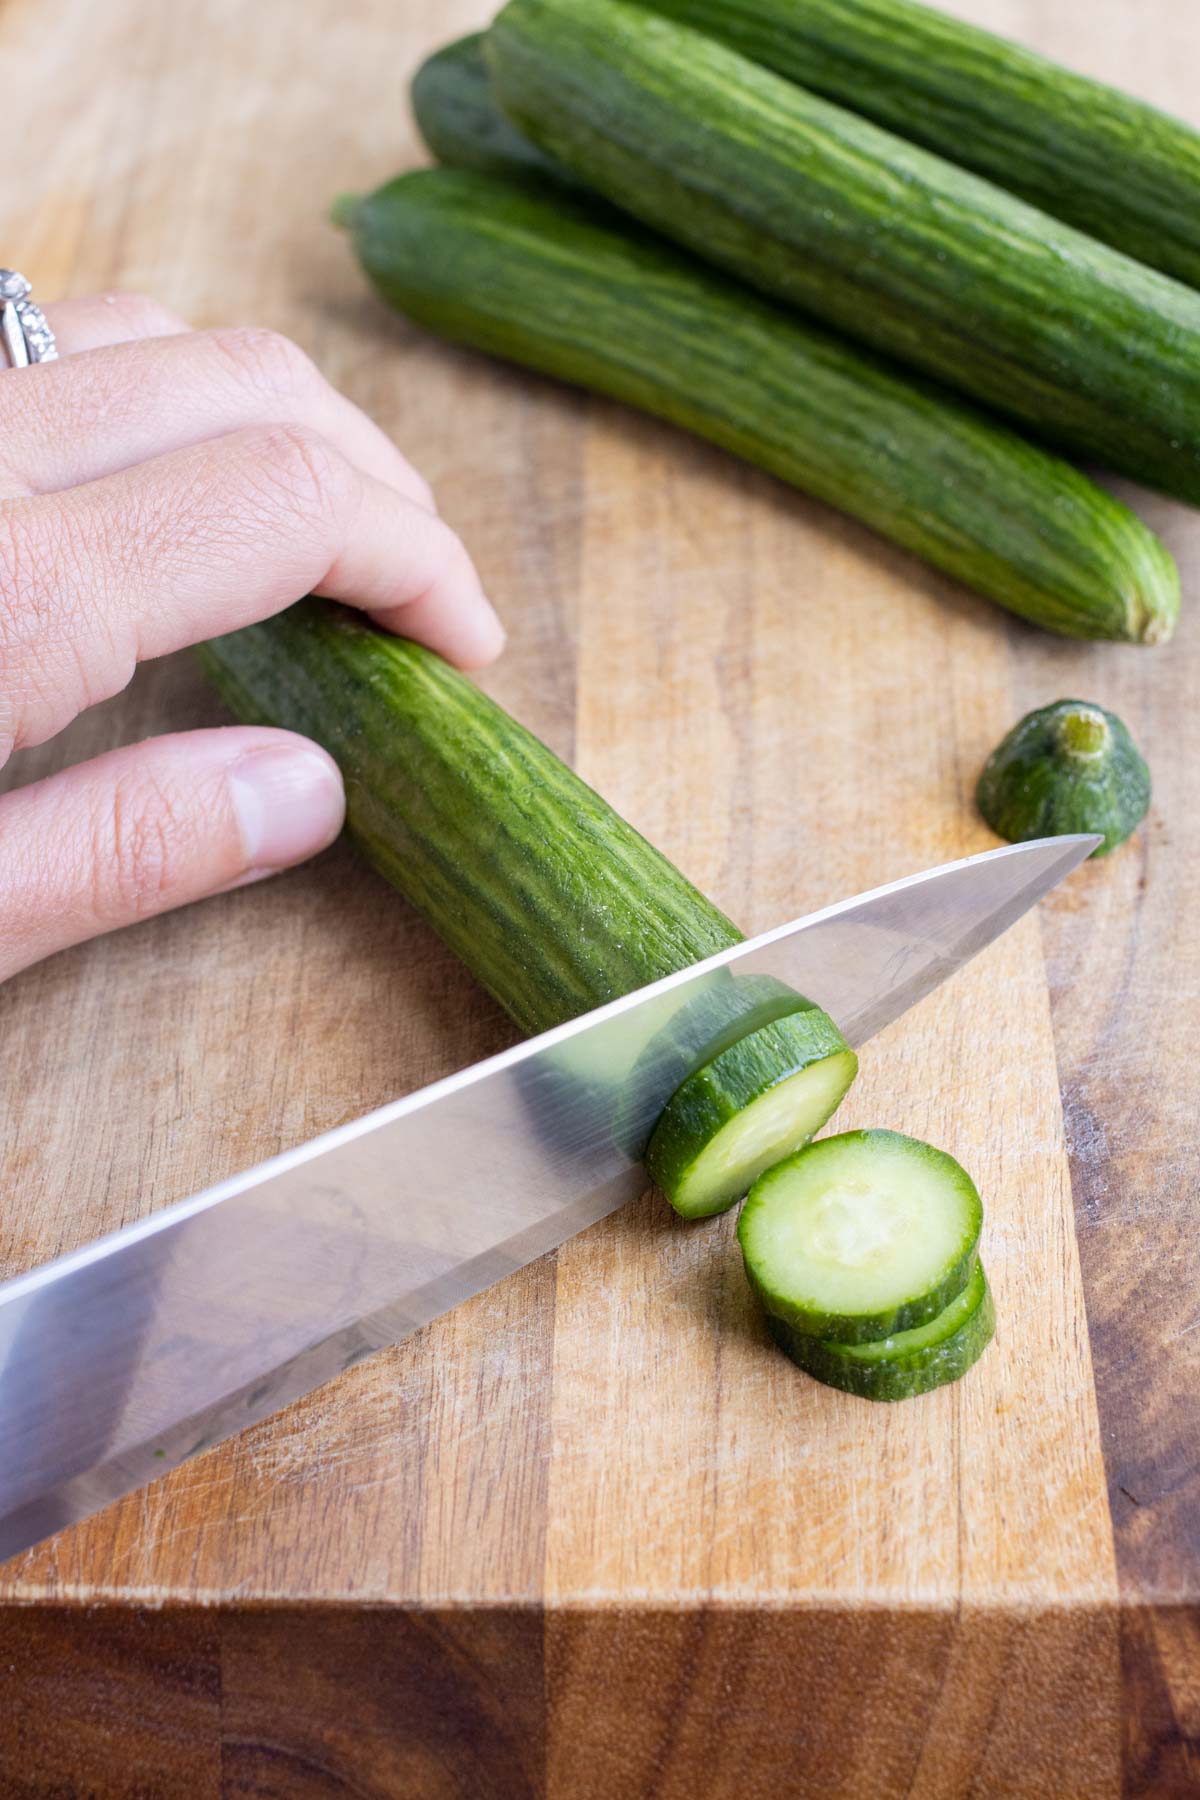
[412,33,573,191]
[977,699,1151,857]
[768,1259,995,1402]
[488,0,1200,507]
[645,1015,858,1218]
[200,602,742,1038]
[646,0,1200,292]
[738,1130,983,1344]
[345,167,1177,645]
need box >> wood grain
[0,0,1195,1791]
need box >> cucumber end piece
[648,1036,858,1221]
[977,698,1150,857]
[767,1259,996,1402]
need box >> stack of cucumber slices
[739,1130,994,1401]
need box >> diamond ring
[0,270,58,368]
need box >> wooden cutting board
[1,0,1197,1792]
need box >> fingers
[0,424,504,753]
[43,292,192,355]
[0,727,345,983]
[3,323,435,509]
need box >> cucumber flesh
[645,1012,857,1219]
[738,1129,982,1341]
[613,971,819,1159]
[768,1257,995,1401]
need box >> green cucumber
[412,33,571,191]
[645,1010,857,1218]
[768,1256,995,1401]
[645,0,1200,292]
[738,1129,982,1343]
[977,699,1151,857]
[340,168,1177,644]
[487,0,1200,505]
[200,602,854,1212]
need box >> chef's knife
[0,834,1095,1560]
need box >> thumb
[0,728,345,982]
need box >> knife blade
[0,833,1095,1560]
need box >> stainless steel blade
[0,834,1095,1559]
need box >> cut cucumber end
[645,1010,858,1220]
[738,1129,983,1342]
[768,1258,996,1402]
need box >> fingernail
[229,744,345,870]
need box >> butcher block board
[1,0,1198,1793]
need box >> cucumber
[411,33,572,191]
[645,1010,858,1218]
[768,1256,995,1401]
[645,0,1200,292]
[977,699,1151,858]
[200,602,854,1212]
[613,972,821,1157]
[737,1129,982,1343]
[340,168,1178,644]
[487,0,1200,505]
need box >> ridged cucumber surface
[738,1129,983,1342]
[646,0,1200,291]
[487,0,1200,505]
[201,602,740,1036]
[341,167,1177,643]
[768,1256,995,1400]
[977,699,1151,857]
[412,33,571,190]
[200,603,854,1212]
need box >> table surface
[1,0,1198,1792]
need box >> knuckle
[252,422,353,522]
[206,325,317,401]
[0,503,58,708]
[101,770,192,919]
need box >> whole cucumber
[487,0,1200,505]
[645,0,1200,292]
[340,166,1177,642]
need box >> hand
[0,293,504,983]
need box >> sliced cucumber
[645,1011,857,1219]
[738,1129,982,1342]
[614,972,819,1159]
[767,1258,995,1402]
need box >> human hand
[0,292,504,983]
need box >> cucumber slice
[738,1130,982,1342]
[614,972,819,1159]
[645,1011,857,1219]
[767,1258,995,1402]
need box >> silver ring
[0,270,57,368]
